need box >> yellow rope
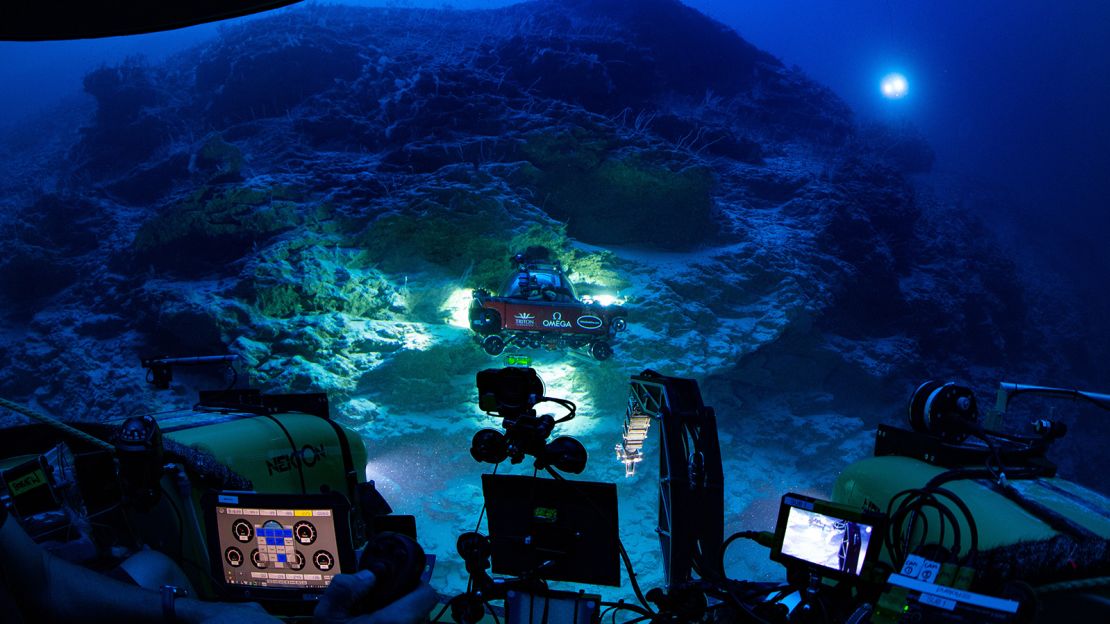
[0,397,115,452]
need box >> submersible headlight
[456,531,492,569]
[537,436,588,474]
[582,293,625,307]
[881,72,909,99]
[908,380,979,442]
[471,428,509,465]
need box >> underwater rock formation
[0,0,1082,436]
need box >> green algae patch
[352,192,514,288]
[348,175,630,295]
[133,185,302,272]
[518,126,615,172]
[542,154,714,248]
[563,248,627,291]
[195,134,245,182]
[249,241,402,319]
[518,128,716,249]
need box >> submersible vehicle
[468,248,628,360]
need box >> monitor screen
[482,474,621,587]
[771,494,884,579]
[204,491,353,593]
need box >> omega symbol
[542,312,573,328]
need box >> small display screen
[212,505,342,589]
[779,505,875,576]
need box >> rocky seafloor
[0,0,1105,601]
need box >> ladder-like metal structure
[617,370,725,590]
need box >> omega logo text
[543,312,573,328]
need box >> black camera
[476,367,545,418]
[470,367,586,474]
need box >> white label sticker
[919,594,957,611]
[901,555,927,578]
[887,574,1020,613]
[919,560,942,584]
[783,496,814,511]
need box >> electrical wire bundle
[885,482,980,569]
[890,380,1077,568]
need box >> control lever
[356,532,427,614]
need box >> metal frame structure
[622,370,725,590]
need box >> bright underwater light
[881,72,908,99]
[442,288,474,329]
[581,293,625,307]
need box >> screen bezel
[482,474,621,587]
[769,493,886,581]
[201,490,356,605]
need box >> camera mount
[140,354,240,390]
[470,367,586,473]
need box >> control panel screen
[213,505,342,589]
[779,505,875,576]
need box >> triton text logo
[514,312,536,327]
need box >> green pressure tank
[163,410,368,498]
[833,456,1110,557]
[135,409,368,598]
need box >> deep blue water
[694,1,1110,293]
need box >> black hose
[720,531,771,577]
[538,396,576,424]
[887,485,979,566]
[546,468,656,615]
[262,414,306,494]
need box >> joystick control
[357,532,426,614]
